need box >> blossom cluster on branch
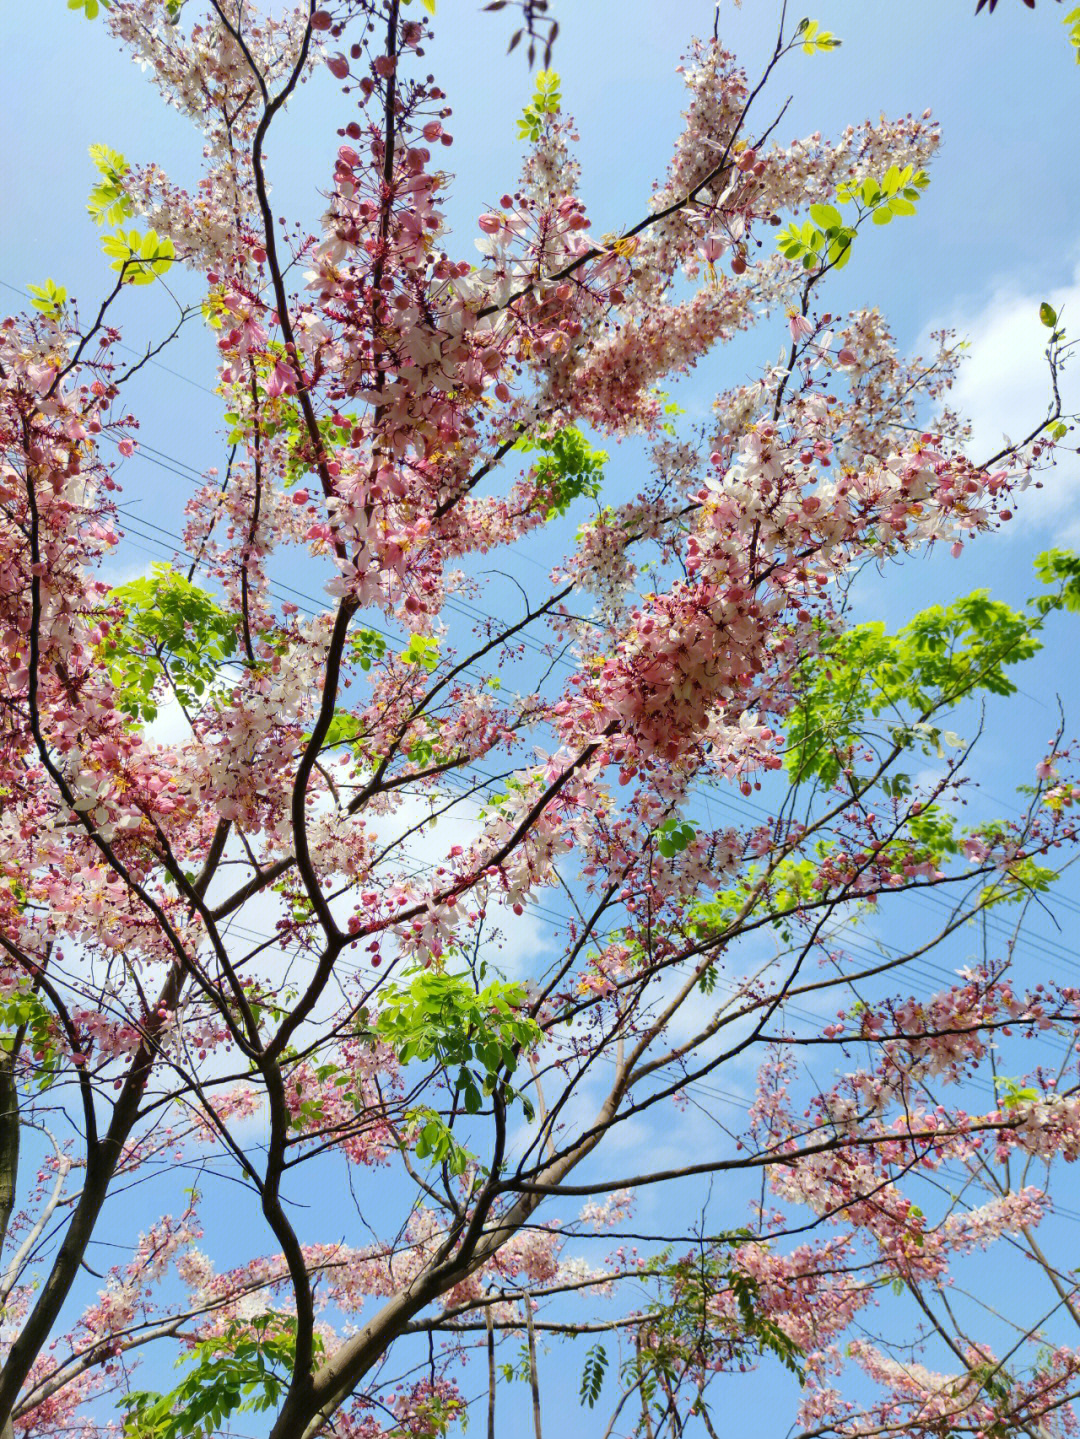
[0,2,1078,1437]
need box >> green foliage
[350,625,390,672]
[904,804,961,858]
[726,1269,805,1380]
[478,773,544,825]
[290,1071,327,1128]
[120,1318,315,1439]
[780,166,929,271]
[727,558,1080,922]
[316,711,363,749]
[405,1105,476,1176]
[974,823,1056,908]
[691,872,759,936]
[781,557,1080,793]
[0,986,61,1088]
[499,1341,533,1384]
[656,817,697,859]
[101,229,175,287]
[579,1343,608,1408]
[400,634,440,672]
[87,144,134,227]
[1065,6,1080,62]
[405,719,457,771]
[653,388,685,438]
[27,279,68,320]
[236,979,296,1036]
[67,0,109,16]
[0,874,27,914]
[630,1249,804,1425]
[1033,549,1080,614]
[965,1361,1016,1428]
[267,404,353,482]
[222,372,355,466]
[770,853,824,907]
[99,564,239,723]
[689,796,1046,945]
[835,166,931,223]
[305,626,394,756]
[850,164,931,226]
[692,846,845,945]
[785,591,1043,788]
[1037,299,1067,352]
[287,1053,389,1132]
[776,215,856,272]
[518,69,561,141]
[994,1075,1041,1109]
[368,969,541,1121]
[795,18,841,53]
[516,426,607,518]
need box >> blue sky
[2,1,1080,1435]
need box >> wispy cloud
[930,251,1080,538]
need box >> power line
[8,276,1079,1061]
[103,487,1080,1045]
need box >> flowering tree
[3,3,1080,1437]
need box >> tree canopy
[1,3,1079,1438]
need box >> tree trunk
[0,1055,19,1260]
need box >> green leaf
[27,278,68,320]
[809,203,842,231]
[882,165,913,196]
[1040,301,1059,328]
[580,1345,608,1408]
[995,1076,1041,1109]
[0,984,61,1089]
[98,563,241,724]
[87,144,133,226]
[1065,6,1080,58]
[101,227,174,285]
[374,969,541,1135]
[119,1317,316,1439]
[315,710,362,749]
[518,69,562,141]
[783,587,1047,792]
[1033,548,1080,613]
[400,633,440,672]
[515,425,607,517]
[799,19,841,52]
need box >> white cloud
[143,691,194,748]
[930,253,1080,537]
